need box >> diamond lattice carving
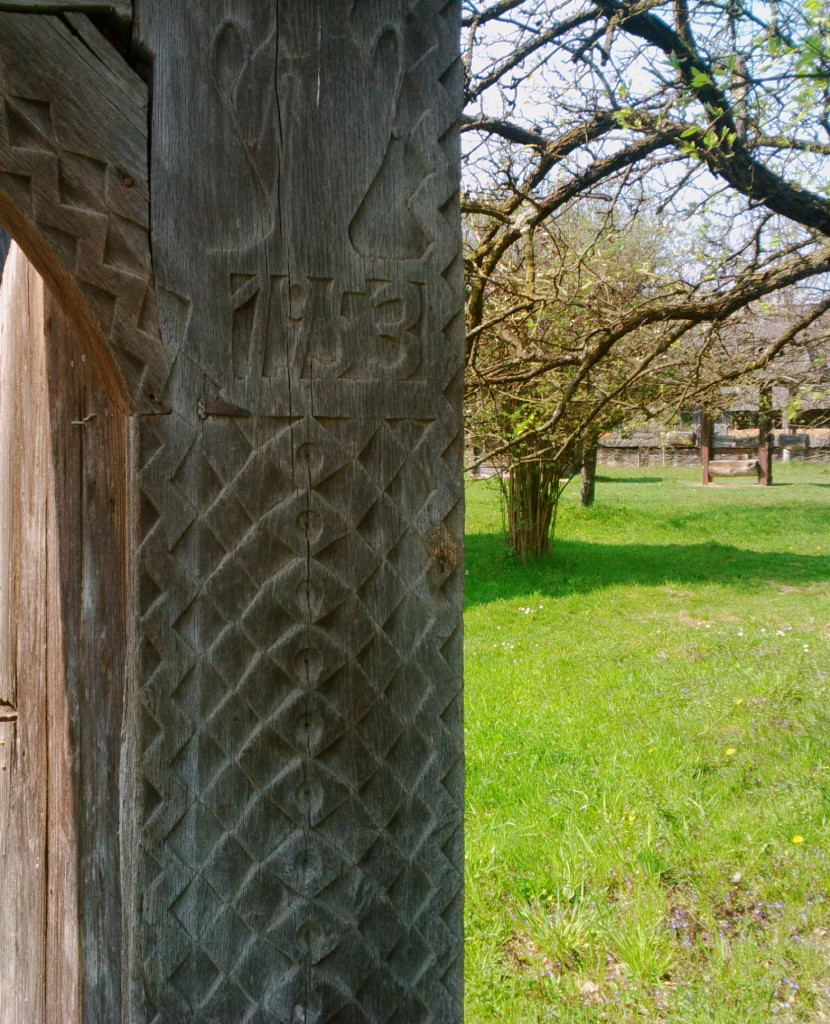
[135,1,465,1021]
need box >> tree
[462,0,830,492]
[465,203,677,554]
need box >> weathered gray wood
[130,2,465,1020]
[0,12,164,412]
[0,243,130,1024]
[44,253,131,1023]
[0,1,129,15]
[0,4,465,1020]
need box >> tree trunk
[758,386,773,485]
[580,442,598,507]
[505,458,561,559]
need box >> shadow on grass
[465,532,830,607]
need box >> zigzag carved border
[0,11,166,412]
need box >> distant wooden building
[600,308,830,466]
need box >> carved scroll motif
[0,13,165,412]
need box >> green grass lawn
[464,463,830,1023]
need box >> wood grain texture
[0,243,130,1024]
[0,245,78,1024]
[44,253,131,1024]
[131,2,465,1020]
[0,12,165,412]
[0,0,130,15]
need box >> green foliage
[466,205,676,556]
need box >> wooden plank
[0,1,130,18]
[43,249,129,1024]
[44,299,80,1024]
[0,236,14,715]
[0,243,55,1024]
[0,243,129,1023]
[0,12,164,411]
[709,459,761,477]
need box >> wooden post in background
[580,439,598,507]
[129,3,465,1021]
[758,386,773,486]
[700,411,712,485]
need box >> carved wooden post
[0,3,465,1022]
[700,411,712,485]
[131,4,464,1019]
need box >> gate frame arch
[0,9,166,412]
